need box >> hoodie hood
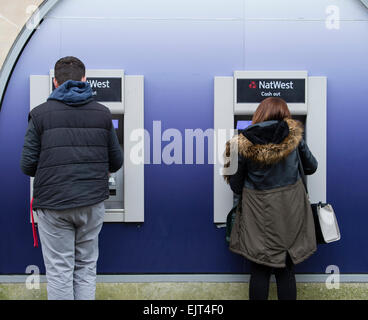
[48,80,93,106]
[224,119,303,178]
[242,120,290,145]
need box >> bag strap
[296,146,308,194]
[297,148,326,210]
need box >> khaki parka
[224,119,318,268]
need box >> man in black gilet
[21,56,122,300]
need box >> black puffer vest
[29,99,112,210]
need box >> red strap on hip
[30,197,39,248]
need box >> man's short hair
[54,56,86,85]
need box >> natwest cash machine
[30,69,144,223]
[214,70,327,223]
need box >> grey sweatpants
[36,201,105,300]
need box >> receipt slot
[214,71,327,223]
[30,70,144,222]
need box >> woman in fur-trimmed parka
[224,97,318,300]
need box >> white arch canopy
[0,0,59,110]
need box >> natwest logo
[259,80,294,90]
[248,81,257,89]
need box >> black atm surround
[234,114,306,130]
[106,113,124,209]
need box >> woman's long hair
[252,97,291,124]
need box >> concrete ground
[1,283,368,300]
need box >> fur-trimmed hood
[223,118,303,182]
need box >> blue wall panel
[0,0,367,274]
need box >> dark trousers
[249,255,297,300]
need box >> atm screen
[111,114,123,144]
[112,119,119,129]
[236,120,252,130]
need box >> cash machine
[30,70,144,222]
[214,71,327,223]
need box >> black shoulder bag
[226,195,241,244]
